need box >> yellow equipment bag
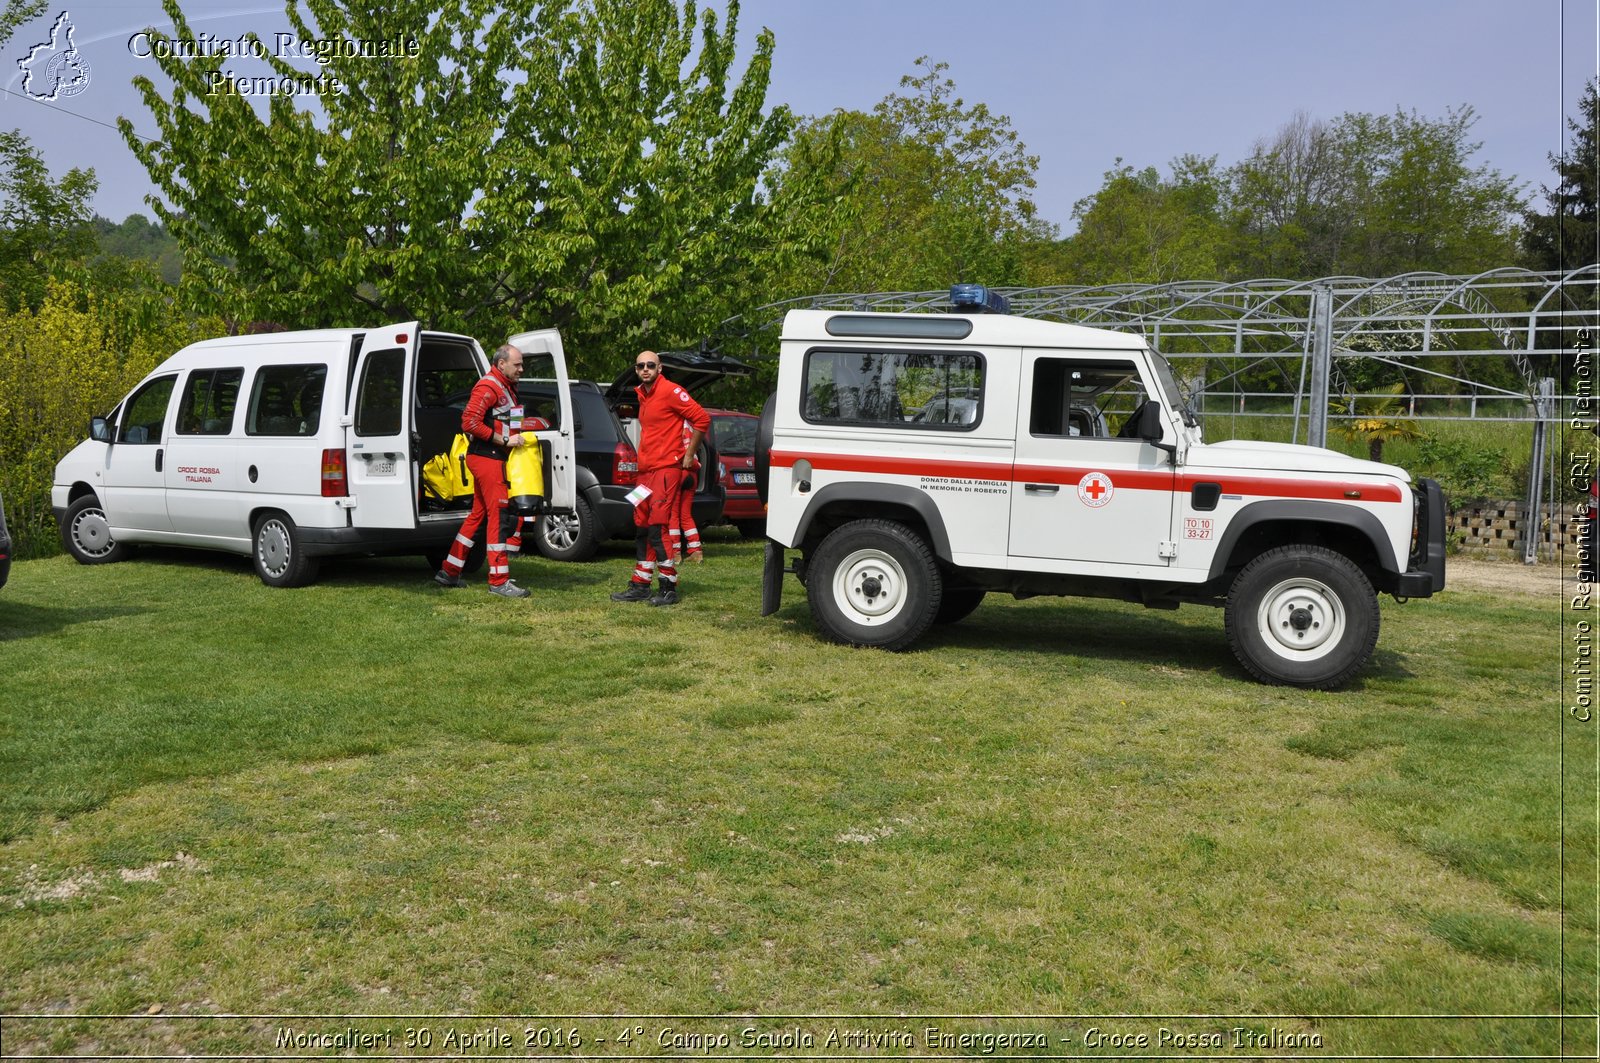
[507,440,546,514]
[422,432,474,505]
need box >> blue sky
[2,0,1596,234]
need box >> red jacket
[635,374,710,472]
[462,368,518,459]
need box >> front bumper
[1398,477,1448,597]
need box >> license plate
[367,458,396,476]
[733,471,756,485]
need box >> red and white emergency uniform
[440,365,520,587]
[671,417,703,560]
[626,373,710,590]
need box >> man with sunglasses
[610,351,710,606]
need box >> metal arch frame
[714,269,1599,406]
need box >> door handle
[155,448,163,473]
[1024,483,1058,493]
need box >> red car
[708,408,763,538]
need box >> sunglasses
[635,361,659,369]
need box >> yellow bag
[422,433,474,504]
[507,440,546,513]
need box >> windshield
[1149,351,1198,428]
[713,414,758,455]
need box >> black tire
[933,586,985,625]
[534,495,599,562]
[252,511,320,588]
[60,494,131,565]
[1224,544,1379,689]
[807,519,942,651]
[734,519,766,540]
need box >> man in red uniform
[435,343,532,598]
[610,350,710,606]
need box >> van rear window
[247,364,327,436]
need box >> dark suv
[517,349,749,561]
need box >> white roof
[781,308,1147,351]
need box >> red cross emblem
[1077,472,1114,508]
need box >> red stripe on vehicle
[769,450,1404,503]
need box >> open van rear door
[348,322,421,529]
[506,328,577,512]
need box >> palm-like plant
[1332,382,1420,463]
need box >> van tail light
[613,440,638,486]
[320,448,348,497]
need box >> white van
[52,322,577,586]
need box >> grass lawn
[0,529,1592,1058]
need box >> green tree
[0,130,98,311]
[769,58,1055,296]
[0,0,42,47]
[0,1,100,311]
[122,0,818,376]
[1522,79,1598,273]
[1060,154,1232,285]
[1230,106,1524,278]
[93,214,182,285]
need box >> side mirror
[1137,400,1164,442]
[90,416,111,443]
[1138,401,1178,461]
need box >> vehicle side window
[803,348,983,428]
[247,364,327,436]
[354,348,405,436]
[118,376,177,444]
[1028,358,1145,439]
[513,383,566,432]
[176,368,243,435]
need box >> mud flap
[761,539,784,616]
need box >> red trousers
[443,453,512,586]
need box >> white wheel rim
[831,547,908,626]
[1256,576,1346,661]
[542,514,578,550]
[258,520,291,577]
[72,507,114,557]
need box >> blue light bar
[950,283,1010,315]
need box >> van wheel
[735,519,765,540]
[253,512,320,588]
[61,495,130,564]
[535,497,598,562]
[1224,545,1378,689]
[808,519,942,651]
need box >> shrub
[0,281,222,558]
[1410,434,1514,505]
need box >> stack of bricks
[1448,500,1588,559]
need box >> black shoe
[648,588,679,607]
[610,583,652,602]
